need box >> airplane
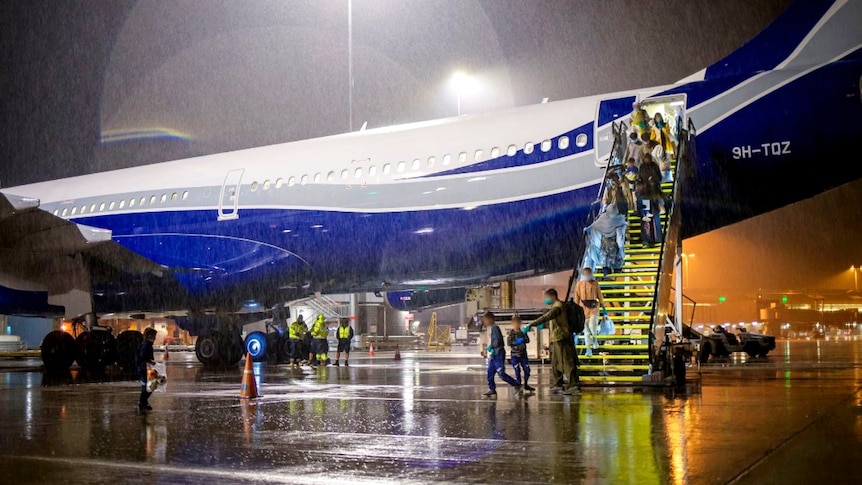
[1,0,860,371]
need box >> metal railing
[647,118,696,369]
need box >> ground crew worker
[507,315,534,393]
[524,288,578,395]
[310,314,329,367]
[288,314,308,368]
[334,318,354,366]
[137,328,157,411]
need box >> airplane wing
[0,192,167,316]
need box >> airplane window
[288,176,296,187]
[109,201,115,210]
[507,144,517,156]
[369,165,377,176]
[300,175,309,185]
[251,181,259,192]
[474,149,484,161]
[262,180,270,190]
[53,209,59,216]
[575,133,588,147]
[541,139,552,152]
[490,147,500,158]
[80,206,86,214]
[524,142,534,154]
[443,154,452,165]
[119,199,126,209]
[90,203,97,212]
[62,208,68,216]
[129,199,135,208]
[412,159,420,171]
[182,191,189,200]
[458,152,467,163]
[397,161,406,173]
[71,207,77,215]
[559,136,570,150]
[171,192,178,201]
[139,197,146,206]
[382,163,391,175]
[160,194,167,203]
[149,196,156,205]
[312,174,320,184]
[427,156,435,167]
[355,167,363,178]
[327,171,335,182]
[341,170,349,180]
[100,202,106,212]
[275,178,284,189]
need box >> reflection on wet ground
[0,340,860,484]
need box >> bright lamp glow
[450,71,479,94]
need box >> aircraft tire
[743,342,759,358]
[195,334,222,367]
[75,330,117,373]
[216,331,243,367]
[116,330,144,372]
[41,330,76,372]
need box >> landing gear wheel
[244,331,268,363]
[195,334,222,367]
[41,330,76,372]
[116,330,144,373]
[699,343,711,364]
[75,330,117,373]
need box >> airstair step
[608,324,650,330]
[576,344,648,350]
[606,316,652,323]
[603,297,654,302]
[579,365,650,371]
[579,354,649,360]
[604,306,653,313]
[599,288,656,295]
[599,280,657,287]
[591,334,649,340]
[625,248,662,254]
[579,375,646,383]
[603,271,657,278]
[624,254,660,261]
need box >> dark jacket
[137,340,154,379]
[489,325,506,358]
[507,329,530,357]
[639,160,663,199]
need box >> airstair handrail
[646,120,694,369]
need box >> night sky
[1,0,859,296]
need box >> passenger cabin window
[62,208,68,216]
[109,201,115,210]
[341,170,349,180]
[79,206,86,214]
[490,147,500,158]
[312,174,320,184]
[90,204,96,212]
[427,156,435,167]
[129,199,135,208]
[559,136,570,150]
[474,149,484,161]
[100,202,107,211]
[251,181,259,192]
[119,200,126,209]
[397,161,406,173]
[182,191,189,200]
[458,152,467,163]
[288,176,296,187]
[442,154,452,165]
[541,139,552,152]
[300,175,309,185]
[53,209,59,216]
[139,197,146,206]
[275,178,284,189]
[149,196,156,205]
[412,159,420,171]
[71,207,77,215]
[327,171,335,182]
[524,142,534,154]
[369,165,377,177]
[382,163,391,175]
[507,144,517,156]
[354,167,363,178]
[575,133,588,147]
[171,192,178,201]
[160,194,167,203]
[263,180,271,190]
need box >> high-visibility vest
[338,326,351,339]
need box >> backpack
[564,299,585,335]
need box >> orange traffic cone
[240,352,259,399]
[368,342,375,357]
[394,344,401,361]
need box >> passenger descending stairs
[577,121,683,383]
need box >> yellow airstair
[572,118,695,384]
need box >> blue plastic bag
[598,316,615,336]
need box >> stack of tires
[41,327,122,373]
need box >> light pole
[450,71,479,116]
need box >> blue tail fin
[703,0,861,80]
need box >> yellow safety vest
[338,326,351,339]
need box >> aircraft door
[594,95,637,166]
[218,169,244,221]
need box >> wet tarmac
[1,340,861,484]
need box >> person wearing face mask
[575,268,606,357]
[523,288,578,395]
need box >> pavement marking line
[724,387,862,485]
[0,454,380,485]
